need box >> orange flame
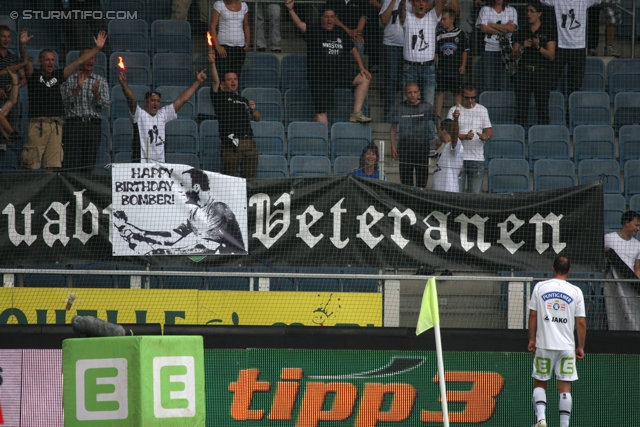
[207,32,212,46]
[117,56,125,70]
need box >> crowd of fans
[0,0,629,187]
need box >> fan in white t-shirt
[117,71,207,163]
[604,210,640,278]
[528,256,586,427]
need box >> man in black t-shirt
[286,0,371,125]
[208,48,261,179]
[511,1,557,127]
[19,28,107,170]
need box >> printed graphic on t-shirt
[323,38,344,55]
[412,29,429,51]
[561,9,581,29]
[147,125,164,147]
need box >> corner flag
[416,277,440,335]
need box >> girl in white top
[432,115,464,192]
[210,0,250,77]
[476,0,517,92]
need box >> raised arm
[434,0,445,17]
[64,31,107,79]
[208,48,221,93]
[399,0,408,25]
[380,0,397,26]
[19,28,34,77]
[174,70,206,112]
[285,0,307,33]
[1,69,20,112]
[117,72,138,115]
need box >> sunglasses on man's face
[463,95,476,100]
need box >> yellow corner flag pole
[416,277,449,427]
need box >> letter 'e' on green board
[62,335,205,427]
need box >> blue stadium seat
[483,124,525,168]
[288,122,329,160]
[343,267,380,292]
[290,156,331,177]
[152,53,194,88]
[92,151,111,175]
[330,123,371,161]
[0,15,16,32]
[568,91,611,134]
[72,262,119,288]
[614,92,640,133]
[578,159,621,194]
[239,53,280,90]
[165,119,198,154]
[572,125,615,170]
[113,118,134,154]
[334,156,360,176]
[158,267,207,289]
[241,88,282,122]
[619,125,640,171]
[528,125,570,171]
[196,86,215,121]
[281,54,308,91]
[22,264,68,287]
[114,151,132,163]
[156,85,196,120]
[478,91,516,124]
[145,0,172,24]
[581,58,606,92]
[165,153,200,168]
[548,91,566,126]
[200,120,221,173]
[0,149,18,173]
[607,58,640,98]
[109,52,151,87]
[624,159,640,203]
[208,267,251,290]
[604,194,626,233]
[251,121,285,155]
[151,19,191,54]
[110,84,147,125]
[257,155,288,178]
[488,159,530,193]
[630,194,640,214]
[108,19,148,53]
[296,267,341,292]
[67,50,108,78]
[533,159,576,191]
[284,88,315,126]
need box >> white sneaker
[605,45,621,57]
[532,420,547,427]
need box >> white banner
[111,164,248,256]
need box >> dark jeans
[383,45,403,122]
[555,48,586,95]
[513,67,552,127]
[398,141,429,188]
[62,117,101,171]
[221,138,258,179]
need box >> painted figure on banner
[113,167,246,255]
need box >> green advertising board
[204,349,639,427]
[63,336,205,427]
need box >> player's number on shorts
[534,357,551,375]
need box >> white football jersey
[529,278,585,351]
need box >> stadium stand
[533,159,576,191]
[604,194,626,234]
[290,155,331,177]
[487,159,530,193]
[568,92,611,134]
[482,124,525,168]
[239,53,280,90]
[108,19,149,53]
[478,91,516,125]
[578,159,621,194]
[256,154,288,178]
[251,121,285,156]
[607,58,640,98]
[528,124,571,171]
[109,52,151,87]
[288,121,329,161]
[165,119,198,154]
[240,88,282,122]
[614,93,640,133]
[333,156,361,176]
[152,53,194,88]
[572,125,615,170]
[330,123,371,161]
[624,159,640,203]
[151,19,191,55]
[619,125,640,170]
[157,85,196,120]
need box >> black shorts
[436,71,462,95]
[309,70,357,114]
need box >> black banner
[0,173,604,272]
